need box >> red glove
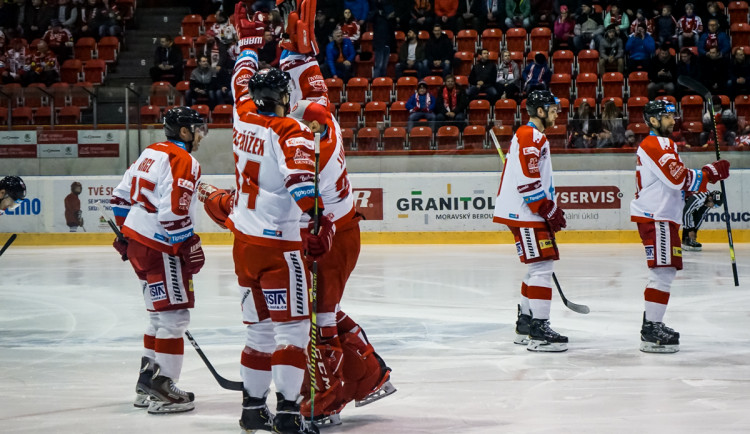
[234,2,266,51]
[178,234,205,275]
[302,215,336,260]
[538,199,567,233]
[112,237,128,261]
[702,159,730,183]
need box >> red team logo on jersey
[352,188,383,220]
[556,186,622,210]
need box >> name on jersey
[138,158,156,173]
[149,282,167,302]
[263,289,287,311]
[234,130,265,156]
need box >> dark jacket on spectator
[648,54,677,83]
[153,44,184,73]
[700,54,729,92]
[435,84,468,115]
[189,65,214,92]
[398,40,426,63]
[698,31,730,57]
[469,60,497,87]
[425,33,453,64]
[25,3,53,40]
[0,2,19,30]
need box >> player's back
[631,134,685,223]
[316,114,355,224]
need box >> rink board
[2,171,749,244]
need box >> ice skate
[355,352,397,407]
[682,238,702,252]
[514,304,531,345]
[640,313,680,353]
[134,356,154,408]
[273,393,319,433]
[527,318,568,352]
[240,390,274,432]
[147,365,195,414]
[305,413,341,427]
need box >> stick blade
[564,300,590,314]
[677,75,711,100]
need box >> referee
[682,190,723,251]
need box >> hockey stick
[0,233,17,257]
[676,75,739,286]
[309,132,321,421]
[489,129,590,314]
[184,330,244,391]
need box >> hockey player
[631,100,730,353]
[110,106,208,414]
[682,190,723,251]
[493,90,569,353]
[0,175,26,213]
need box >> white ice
[1,243,750,433]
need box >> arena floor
[1,243,749,433]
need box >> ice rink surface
[1,243,750,434]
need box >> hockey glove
[234,2,266,51]
[302,214,336,260]
[112,237,128,261]
[538,199,566,233]
[702,159,730,184]
[178,234,205,275]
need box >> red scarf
[442,86,457,111]
[414,91,432,111]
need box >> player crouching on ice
[110,107,208,413]
[630,100,729,353]
[682,190,723,251]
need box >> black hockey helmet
[710,190,724,207]
[163,106,207,152]
[643,100,676,124]
[0,175,26,207]
[247,67,292,113]
[526,90,560,116]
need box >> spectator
[676,3,702,49]
[1,37,28,84]
[647,47,676,99]
[42,19,74,62]
[531,0,555,28]
[409,0,434,32]
[314,11,334,62]
[457,0,494,31]
[467,48,498,103]
[396,28,428,79]
[25,0,52,41]
[205,11,237,65]
[700,46,729,95]
[505,0,531,29]
[405,81,436,131]
[728,47,750,98]
[343,0,368,25]
[703,1,729,34]
[369,0,394,78]
[81,0,121,40]
[337,9,361,44]
[209,52,232,106]
[628,8,654,37]
[604,4,629,38]
[597,24,624,73]
[324,28,355,81]
[496,50,521,101]
[27,40,59,86]
[434,0,458,33]
[553,5,576,51]
[597,100,626,148]
[573,2,603,53]
[435,74,468,130]
[318,0,345,33]
[393,0,412,31]
[257,30,281,68]
[652,5,677,49]
[569,100,599,148]
[625,23,655,72]
[676,48,701,97]
[521,52,551,95]
[425,23,453,78]
[698,19,730,58]
[186,55,216,108]
[0,1,19,31]
[54,0,79,35]
[149,35,183,86]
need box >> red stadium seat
[190,104,210,122]
[556,98,570,125]
[552,50,574,74]
[364,101,388,127]
[526,51,547,67]
[575,73,598,99]
[71,82,93,108]
[383,127,407,150]
[481,28,503,52]
[74,37,96,61]
[454,75,469,87]
[494,98,518,127]
[97,36,120,63]
[729,1,749,24]
[731,23,750,48]
[389,101,408,127]
[181,14,202,38]
[50,82,71,107]
[58,106,80,124]
[453,51,475,77]
[681,95,704,122]
[325,77,343,105]
[505,27,527,52]
[628,71,649,98]
[735,94,750,122]
[173,36,193,59]
[456,29,478,53]
[338,102,361,129]
[341,127,354,150]
[24,83,47,108]
[627,122,650,139]
[545,124,567,148]
[520,98,529,124]
[0,83,22,108]
[212,104,233,124]
[436,125,460,149]
[573,97,597,114]
[354,54,373,80]
[356,127,381,150]
[393,31,405,53]
[11,106,31,125]
[175,81,191,105]
[491,125,513,151]
[395,76,418,101]
[141,105,162,124]
[530,27,551,52]
[461,125,486,150]
[34,106,52,125]
[183,57,197,81]
[627,96,649,123]
[418,30,430,41]
[370,77,394,103]
[599,96,623,114]
[422,75,443,96]
[346,77,369,103]
[577,49,599,74]
[386,53,399,77]
[194,35,208,56]
[83,60,106,85]
[60,59,82,84]
[549,73,572,100]
[408,126,433,150]
[602,72,624,98]
[360,32,374,53]
[149,81,173,107]
[468,99,491,126]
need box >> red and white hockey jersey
[493,124,555,228]
[631,133,708,224]
[280,52,329,108]
[111,141,201,254]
